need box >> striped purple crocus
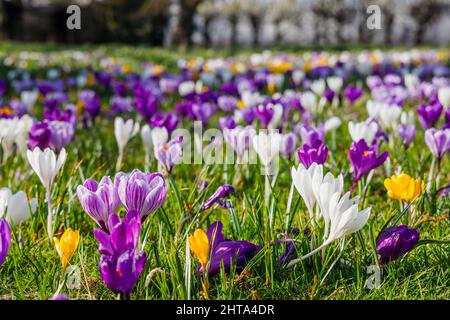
[115,169,167,222]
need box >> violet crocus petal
[206,240,259,276]
[376,225,420,265]
[206,221,227,251]
[0,219,12,268]
[201,185,236,211]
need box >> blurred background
[0,0,449,47]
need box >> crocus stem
[285,181,294,232]
[426,156,435,192]
[350,178,358,197]
[47,190,53,244]
[264,172,271,208]
[116,149,123,172]
[144,151,150,172]
[287,242,329,268]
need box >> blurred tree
[172,0,204,47]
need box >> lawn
[0,42,449,300]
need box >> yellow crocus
[384,173,424,202]
[188,229,209,268]
[54,228,80,272]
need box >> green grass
[0,43,449,300]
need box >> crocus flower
[219,116,237,130]
[50,294,70,300]
[54,228,80,273]
[201,184,236,211]
[348,120,378,145]
[437,86,450,108]
[99,249,147,300]
[223,126,256,161]
[376,225,420,265]
[94,209,147,300]
[150,113,179,135]
[384,173,423,202]
[149,125,167,147]
[425,128,450,160]
[189,229,209,269]
[297,140,328,168]
[344,85,363,104]
[115,170,167,222]
[200,221,259,276]
[417,103,442,129]
[27,147,67,241]
[29,121,74,153]
[27,147,67,195]
[398,124,416,149]
[348,139,388,189]
[298,125,324,145]
[155,137,183,174]
[252,131,282,169]
[140,124,153,163]
[0,218,12,268]
[93,210,141,257]
[280,133,297,160]
[0,188,37,226]
[114,117,140,170]
[288,191,371,266]
[76,176,120,231]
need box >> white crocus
[400,111,415,126]
[311,79,326,96]
[26,147,67,242]
[267,103,283,130]
[378,104,402,129]
[20,90,39,110]
[0,188,37,226]
[312,171,344,238]
[252,131,282,169]
[151,126,169,150]
[324,116,342,132]
[438,86,450,108]
[300,91,318,114]
[288,191,371,267]
[291,163,322,223]
[348,121,378,145]
[114,117,139,171]
[178,81,195,96]
[327,76,343,93]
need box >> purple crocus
[94,210,146,300]
[298,125,324,145]
[425,128,450,160]
[29,121,74,152]
[348,139,388,192]
[50,294,70,300]
[76,176,121,231]
[280,133,297,160]
[417,103,443,129]
[29,122,52,150]
[201,185,236,211]
[46,120,75,152]
[0,218,12,268]
[150,113,179,135]
[376,225,420,265]
[344,85,363,105]
[79,90,101,121]
[297,140,328,168]
[217,95,238,112]
[223,126,256,162]
[154,137,183,174]
[218,116,237,130]
[115,170,167,222]
[201,221,259,276]
[398,124,416,149]
[255,103,275,129]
